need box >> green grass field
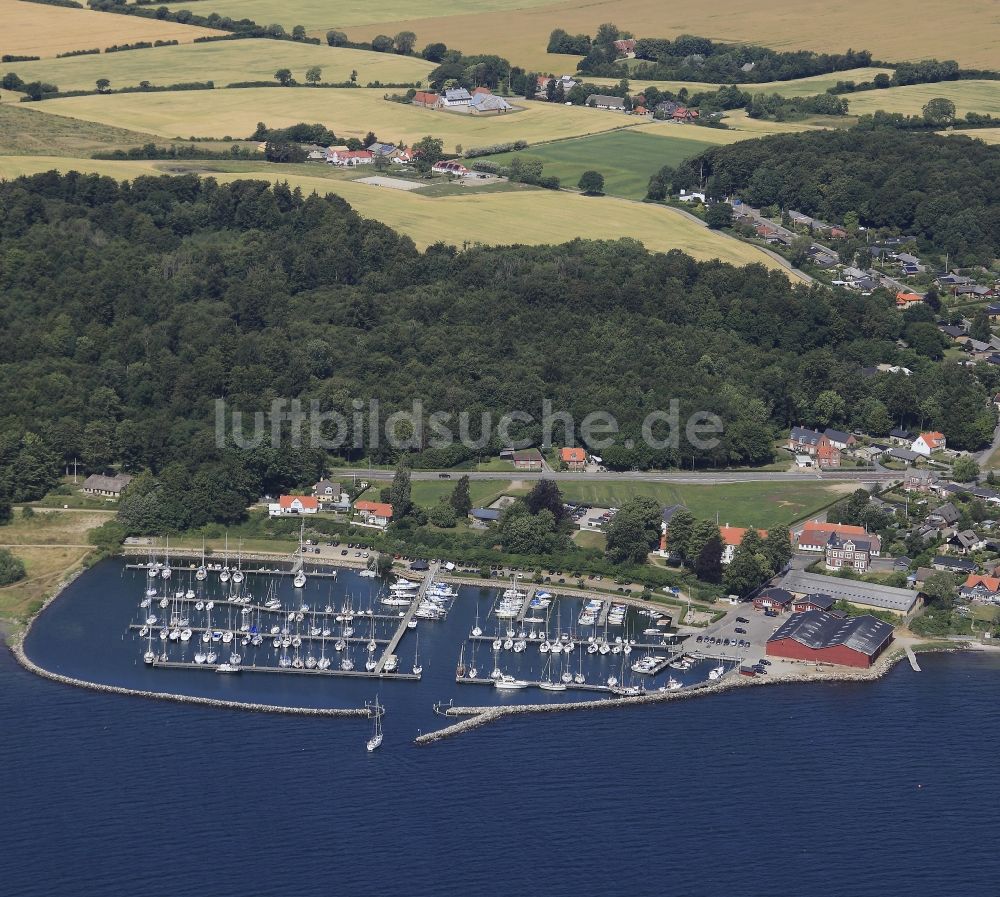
[556,481,852,530]
[485,128,721,198]
[10,39,433,93]
[408,479,519,510]
[588,67,894,97]
[0,103,163,156]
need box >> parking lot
[571,505,618,531]
[680,605,783,671]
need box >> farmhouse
[82,472,133,498]
[766,611,894,668]
[512,448,544,471]
[268,495,319,516]
[327,149,374,166]
[912,431,946,456]
[469,92,513,114]
[560,447,586,470]
[412,90,439,108]
[613,38,637,57]
[432,160,470,176]
[586,94,627,111]
[777,570,919,615]
[354,500,393,528]
[438,87,472,108]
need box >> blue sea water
[2,560,999,896]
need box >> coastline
[5,554,992,741]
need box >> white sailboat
[195,538,208,581]
[293,521,307,588]
[219,534,230,583]
[160,538,172,579]
[367,698,384,752]
[412,631,422,676]
[232,538,244,584]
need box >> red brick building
[766,611,894,668]
[753,587,795,613]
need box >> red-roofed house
[269,495,319,516]
[328,149,374,166]
[796,522,881,555]
[560,447,586,470]
[960,575,1000,601]
[432,160,470,176]
[912,431,946,456]
[896,291,924,307]
[816,439,841,468]
[354,500,393,528]
[613,38,637,56]
[412,90,439,108]
[672,107,699,121]
[719,524,768,564]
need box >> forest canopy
[0,172,996,520]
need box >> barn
[766,611,894,668]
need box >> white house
[912,431,946,456]
[678,190,706,203]
[268,495,319,517]
[438,87,472,108]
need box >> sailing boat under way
[367,698,384,752]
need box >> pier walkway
[374,562,438,675]
[905,645,921,672]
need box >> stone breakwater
[414,648,911,745]
[7,568,366,720]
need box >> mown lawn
[484,128,720,198]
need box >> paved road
[329,468,896,484]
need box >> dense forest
[660,130,1000,264]
[0,173,996,517]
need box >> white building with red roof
[268,495,319,516]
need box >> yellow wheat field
[0,0,225,58]
[0,154,794,273]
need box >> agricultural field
[7,39,434,93]
[952,128,1000,145]
[556,481,853,531]
[0,154,789,270]
[0,0,224,59]
[587,67,894,97]
[484,129,722,199]
[342,0,1000,73]
[30,86,650,144]
[0,104,163,156]
[161,0,558,31]
[844,80,1000,118]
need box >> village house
[896,291,925,308]
[586,94,627,111]
[796,522,881,556]
[354,500,393,528]
[928,501,960,528]
[823,428,857,451]
[791,593,835,613]
[753,587,795,613]
[82,472,133,498]
[560,447,586,470]
[612,38,637,56]
[824,533,875,573]
[268,495,319,517]
[512,448,544,471]
[312,479,347,507]
[912,431,946,456]
[432,160,470,176]
[412,90,439,108]
[948,529,984,555]
[904,469,938,492]
[889,427,913,445]
[677,189,706,203]
[327,149,374,166]
[787,427,841,467]
[959,574,1000,602]
[719,524,768,565]
[886,446,920,465]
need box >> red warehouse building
[766,611,894,668]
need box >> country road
[328,468,896,485]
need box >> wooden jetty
[373,562,438,675]
[129,624,391,647]
[149,658,419,680]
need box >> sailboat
[219,534,230,583]
[367,698,384,752]
[412,631,422,676]
[232,538,244,584]
[293,521,307,588]
[160,538,172,579]
[195,538,208,581]
[539,652,566,691]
